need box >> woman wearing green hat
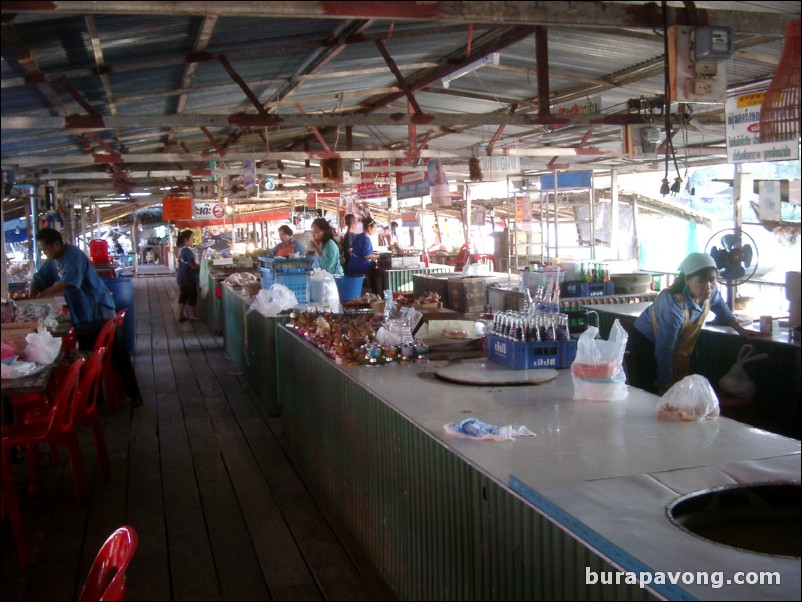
[632,252,753,394]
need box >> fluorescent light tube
[441,53,500,89]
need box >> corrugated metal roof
[1,1,799,210]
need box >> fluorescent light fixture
[441,53,499,89]
[129,192,152,197]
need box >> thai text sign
[725,92,799,163]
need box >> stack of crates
[258,256,313,303]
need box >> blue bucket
[335,275,364,302]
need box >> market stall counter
[275,325,800,601]
[220,282,287,416]
[591,302,801,440]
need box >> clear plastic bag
[718,344,768,399]
[571,320,629,401]
[247,284,297,317]
[310,270,341,313]
[443,418,535,441]
[657,374,720,421]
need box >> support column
[610,169,619,260]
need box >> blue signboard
[540,171,592,189]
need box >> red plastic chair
[75,346,112,480]
[102,310,127,410]
[473,253,496,272]
[79,526,138,601]
[452,242,472,272]
[1,358,86,567]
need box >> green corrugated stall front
[276,328,657,601]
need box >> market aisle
[1,275,395,602]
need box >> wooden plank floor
[2,275,396,601]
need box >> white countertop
[330,353,801,600]
[592,301,800,348]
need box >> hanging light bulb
[660,178,670,196]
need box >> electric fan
[705,229,759,308]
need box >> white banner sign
[194,201,227,219]
[725,92,798,163]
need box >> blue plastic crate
[260,267,275,289]
[276,272,310,303]
[486,335,576,370]
[259,256,312,273]
[561,280,614,298]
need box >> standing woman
[309,217,344,275]
[176,229,200,321]
[347,217,380,293]
[631,252,752,394]
[341,214,357,268]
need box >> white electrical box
[668,25,728,103]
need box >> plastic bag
[571,320,628,401]
[247,284,297,317]
[657,374,720,421]
[718,344,768,399]
[443,417,535,441]
[310,270,341,313]
[24,327,61,364]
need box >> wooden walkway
[2,275,396,601]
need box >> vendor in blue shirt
[631,252,753,394]
[29,228,142,406]
[347,217,380,294]
[30,228,116,332]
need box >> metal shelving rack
[505,174,545,272]
[538,171,597,262]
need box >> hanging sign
[401,211,420,227]
[396,158,430,200]
[242,159,255,188]
[194,201,227,219]
[428,159,450,206]
[725,92,799,163]
[357,160,391,199]
[162,197,193,221]
[473,210,486,226]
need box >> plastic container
[572,378,628,401]
[334,275,364,302]
[486,335,577,370]
[90,239,110,263]
[276,273,310,304]
[571,362,617,379]
[102,276,135,354]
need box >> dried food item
[415,291,441,305]
[442,329,470,339]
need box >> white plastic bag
[571,320,628,401]
[718,344,768,399]
[310,270,341,313]
[247,284,298,317]
[24,327,61,364]
[657,374,720,421]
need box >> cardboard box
[446,276,487,314]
